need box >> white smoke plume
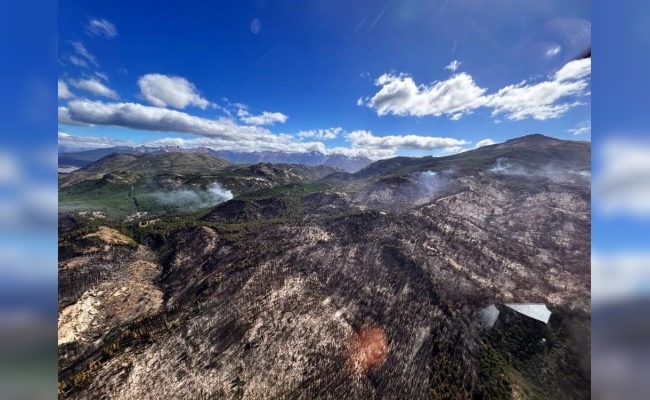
[415,170,453,199]
[149,182,233,209]
[489,158,590,182]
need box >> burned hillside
[58,135,591,399]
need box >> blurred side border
[0,0,58,399]
[592,1,650,399]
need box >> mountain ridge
[59,146,373,173]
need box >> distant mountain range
[58,146,372,173]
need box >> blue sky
[58,0,591,158]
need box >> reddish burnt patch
[349,325,388,375]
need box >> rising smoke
[416,170,453,198]
[149,182,233,209]
[489,158,590,182]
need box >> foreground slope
[58,134,591,399]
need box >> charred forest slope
[58,134,590,399]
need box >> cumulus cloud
[566,120,591,135]
[361,58,591,121]
[445,60,461,72]
[69,41,97,67]
[298,127,343,140]
[237,109,289,126]
[347,130,468,151]
[69,78,118,99]
[86,18,118,39]
[58,80,74,99]
[484,64,590,120]
[138,74,210,109]
[58,107,93,126]
[475,138,496,148]
[58,131,130,149]
[360,72,487,118]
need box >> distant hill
[79,152,230,175]
[59,146,372,173]
[354,134,590,179]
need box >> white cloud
[596,138,650,217]
[69,41,97,67]
[59,97,473,161]
[140,136,326,154]
[554,58,592,82]
[566,120,591,135]
[94,71,109,81]
[69,78,118,99]
[138,74,210,109]
[62,99,287,143]
[58,131,130,149]
[484,61,590,120]
[238,110,288,126]
[297,127,343,140]
[361,58,591,121]
[442,146,466,154]
[68,56,88,67]
[325,146,395,160]
[445,60,461,72]
[58,107,93,126]
[475,138,496,148]
[86,18,118,39]
[361,72,487,118]
[58,80,74,99]
[346,130,468,151]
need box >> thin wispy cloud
[69,78,118,99]
[444,60,461,72]
[58,131,130,149]
[566,120,591,135]
[94,71,109,81]
[68,56,88,68]
[368,3,389,32]
[354,16,368,34]
[68,41,98,67]
[86,18,118,39]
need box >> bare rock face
[58,135,591,399]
